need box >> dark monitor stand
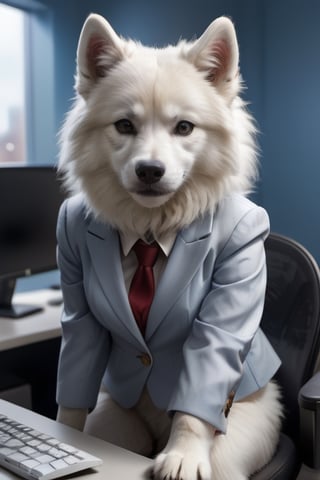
[0,276,43,318]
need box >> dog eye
[174,121,194,136]
[114,119,137,135]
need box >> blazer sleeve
[168,205,270,433]
[56,198,111,409]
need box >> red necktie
[129,240,160,336]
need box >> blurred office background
[1,0,319,273]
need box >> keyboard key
[28,439,42,447]
[36,454,55,464]
[32,463,56,475]
[48,447,66,459]
[0,447,14,457]
[64,455,79,465]
[47,438,60,446]
[6,452,29,465]
[20,458,40,470]
[38,443,51,452]
[20,446,37,456]
[5,438,24,448]
[50,459,68,469]
[58,443,77,454]
[0,434,10,445]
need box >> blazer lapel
[146,211,215,340]
[86,218,144,346]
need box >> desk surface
[0,290,62,352]
[0,399,152,479]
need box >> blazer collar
[146,211,215,339]
[86,219,144,346]
[86,210,215,345]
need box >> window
[0,3,27,163]
[0,1,54,165]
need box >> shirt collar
[119,231,176,257]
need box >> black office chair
[252,232,320,479]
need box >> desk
[0,399,152,479]
[0,290,63,418]
[0,290,62,351]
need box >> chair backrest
[261,233,320,446]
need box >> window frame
[1,0,55,165]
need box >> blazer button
[137,353,152,367]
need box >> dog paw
[153,449,212,480]
[152,413,213,480]
[153,451,183,479]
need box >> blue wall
[33,0,320,263]
[261,0,320,262]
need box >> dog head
[59,15,257,235]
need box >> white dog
[57,13,283,480]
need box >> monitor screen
[0,165,66,317]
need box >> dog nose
[135,160,165,184]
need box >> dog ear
[187,17,240,99]
[76,14,124,97]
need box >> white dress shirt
[119,231,177,293]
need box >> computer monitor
[0,165,66,318]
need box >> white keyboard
[0,414,102,479]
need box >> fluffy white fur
[59,14,257,237]
[58,14,282,480]
[81,383,282,480]
[154,383,282,480]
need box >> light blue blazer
[56,193,280,433]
